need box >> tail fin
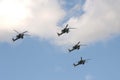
[12,38,15,42]
[57,33,61,36]
[73,63,76,67]
[68,49,72,52]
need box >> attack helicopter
[12,30,29,42]
[73,57,90,67]
[57,24,75,36]
[68,41,86,52]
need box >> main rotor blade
[24,34,30,36]
[80,44,87,46]
[86,59,91,61]
[22,31,28,34]
[13,30,19,34]
[86,59,91,60]
[77,41,80,45]
[85,59,91,63]
[69,28,76,29]
[65,24,68,28]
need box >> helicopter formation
[57,24,89,67]
[12,24,90,67]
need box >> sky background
[0,0,120,80]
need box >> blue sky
[0,0,120,80]
[0,32,120,80]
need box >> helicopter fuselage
[78,60,85,65]
[73,45,80,49]
[62,28,69,33]
[16,34,24,39]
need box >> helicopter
[68,41,86,52]
[12,30,29,42]
[57,24,75,36]
[73,57,90,67]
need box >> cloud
[0,0,120,46]
[0,0,65,42]
[0,0,32,42]
[25,0,65,39]
[56,0,120,45]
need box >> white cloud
[0,0,32,42]
[0,0,65,42]
[25,0,65,39]
[0,0,120,46]
[56,0,120,45]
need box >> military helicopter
[73,57,90,67]
[68,41,86,52]
[12,30,29,42]
[57,24,75,36]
